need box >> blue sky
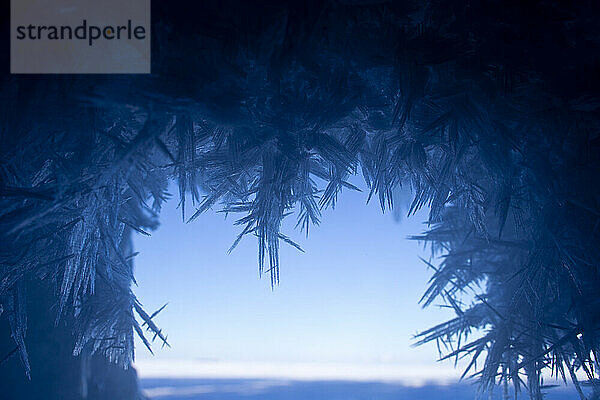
[131,179,461,382]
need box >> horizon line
[134,359,470,387]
